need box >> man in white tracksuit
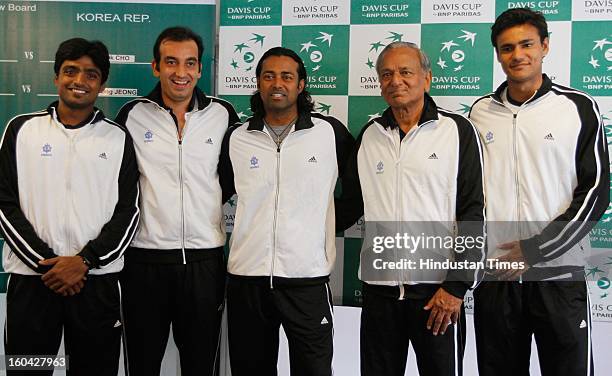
[219,47,354,376]
[336,42,486,376]
[115,26,239,376]
[0,38,139,376]
[469,8,609,376]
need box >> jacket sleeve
[442,115,486,299]
[219,125,239,204]
[77,131,140,268]
[334,124,365,233]
[0,116,58,273]
[520,96,610,265]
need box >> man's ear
[152,59,160,78]
[542,36,550,56]
[424,70,432,92]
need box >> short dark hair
[491,8,548,49]
[153,26,204,67]
[250,47,314,117]
[54,38,110,84]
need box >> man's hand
[492,241,530,280]
[39,256,88,296]
[424,287,462,336]
[62,280,86,297]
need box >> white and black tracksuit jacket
[469,75,609,275]
[0,103,140,275]
[337,93,486,299]
[115,84,239,263]
[219,112,354,286]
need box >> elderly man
[337,41,485,376]
[470,8,609,376]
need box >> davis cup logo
[435,30,477,73]
[424,23,492,96]
[299,31,334,73]
[585,35,612,92]
[221,28,279,94]
[284,25,349,94]
[572,23,612,96]
[230,33,267,73]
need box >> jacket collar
[47,101,105,129]
[377,92,439,129]
[491,73,552,105]
[145,83,212,112]
[247,111,314,132]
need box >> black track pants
[360,283,466,376]
[121,252,225,376]
[226,279,334,376]
[5,273,122,376]
[474,280,593,376]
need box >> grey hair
[375,41,431,75]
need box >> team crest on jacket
[41,143,52,157]
[250,156,259,169]
[144,130,154,143]
[485,131,494,144]
[376,161,384,174]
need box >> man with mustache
[469,8,609,376]
[115,26,239,375]
[0,37,139,375]
[219,47,354,376]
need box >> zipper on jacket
[159,105,188,264]
[393,123,432,299]
[396,133,404,299]
[178,140,186,264]
[511,114,522,224]
[512,113,524,284]
[65,134,76,256]
[270,144,281,289]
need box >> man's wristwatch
[80,255,93,269]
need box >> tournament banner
[218,0,612,322]
[0,0,216,291]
